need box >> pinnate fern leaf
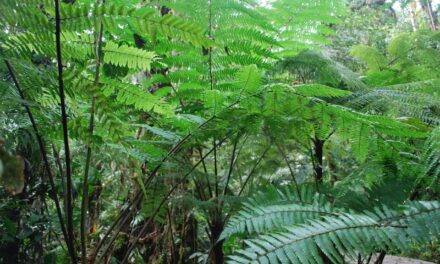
[103,42,156,71]
[227,200,440,264]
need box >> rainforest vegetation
[0,0,439,263]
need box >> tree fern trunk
[209,214,224,264]
[209,217,224,264]
[313,137,325,183]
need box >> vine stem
[54,0,77,262]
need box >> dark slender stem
[207,0,219,200]
[52,144,67,213]
[225,144,271,224]
[54,0,77,261]
[374,251,386,264]
[276,142,302,202]
[237,145,271,197]
[198,145,213,196]
[213,138,219,197]
[222,135,239,197]
[3,59,75,262]
[80,8,104,263]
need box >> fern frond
[227,199,440,264]
[221,203,337,240]
[234,65,264,93]
[351,45,387,71]
[60,3,212,46]
[102,80,174,116]
[103,42,156,71]
[293,84,352,98]
[276,50,367,91]
[228,214,400,264]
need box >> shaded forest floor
[383,256,435,264]
[349,256,436,264]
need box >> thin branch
[198,145,213,196]
[275,142,302,202]
[237,145,271,197]
[52,144,67,212]
[213,138,219,197]
[54,0,77,260]
[222,135,240,197]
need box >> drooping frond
[233,64,264,93]
[102,80,174,116]
[263,0,345,57]
[228,214,399,264]
[221,202,337,240]
[417,127,440,189]
[350,45,387,72]
[59,2,213,46]
[275,50,368,91]
[344,79,440,125]
[227,201,440,264]
[293,84,352,98]
[263,83,428,161]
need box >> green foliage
[103,42,156,71]
[351,45,387,71]
[1,0,439,263]
[275,50,368,91]
[225,194,440,263]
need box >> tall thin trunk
[208,217,224,264]
[374,251,386,264]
